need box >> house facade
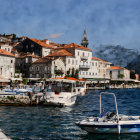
[0,49,15,79]
[107,66,130,80]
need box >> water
[0,89,140,140]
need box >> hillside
[94,45,139,67]
[126,55,140,75]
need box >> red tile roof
[0,49,15,57]
[30,38,53,49]
[33,57,52,64]
[47,49,73,57]
[64,43,92,51]
[92,57,110,63]
[16,53,40,59]
[107,66,128,70]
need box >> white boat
[76,92,140,134]
[77,79,87,96]
[43,78,79,106]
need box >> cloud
[0,0,140,51]
[49,33,64,39]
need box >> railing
[79,65,90,69]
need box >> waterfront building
[29,56,65,79]
[0,43,13,53]
[107,66,130,81]
[15,53,40,78]
[0,49,15,79]
[14,37,58,57]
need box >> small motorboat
[76,92,140,134]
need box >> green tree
[22,78,28,85]
[75,69,79,79]
[118,74,124,79]
[130,71,136,79]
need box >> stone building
[14,37,54,57]
[29,56,65,79]
[15,53,40,78]
[0,49,15,79]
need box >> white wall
[0,55,15,78]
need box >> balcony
[79,65,90,69]
[80,56,88,60]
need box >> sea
[0,89,140,140]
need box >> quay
[0,129,11,140]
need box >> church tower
[81,29,88,48]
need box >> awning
[0,75,10,82]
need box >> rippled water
[0,89,140,140]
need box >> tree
[74,69,79,79]
[130,71,136,79]
[118,74,124,79]
[22,78,28,85]
[71,68,75,77]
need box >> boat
[76,79,87,96]
[43,78,79,106]
[76,92,140,134]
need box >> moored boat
[76,92,140,134]
[43,78,80,106]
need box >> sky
[1,0,140,52]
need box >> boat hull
[76,123,140,134]
[44,94,77,106]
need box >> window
[68,59,70,64]
[45,66,48,71]
[76,60,78,65]
[72,60,74,65]
[89,72,91,75]
[30,74,32,78]
[93,72,94,75]
[36,66,39,71]
[11,60,13,63]
[26,58,28,63]
[83,71,85,75]
[118,70,120,75]
[78,51,79,56]
[83,52,84,56]
[86,72,88,75]
[36,74,39,78]
[92,62,94,66]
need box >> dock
[0,129,11,140]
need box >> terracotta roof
[0,49,15,57]
[107,66,128,70]
[30,38,53,49]
[92,57,105,61]
[47,49,73,57]
[16,53,40,59]
[33,57,52,64]
[92,57,110,64]
[64,43,92,51]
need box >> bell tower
[81,29,88,48]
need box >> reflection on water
[0,89,140,139]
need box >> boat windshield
[51,82,72,92]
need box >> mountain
[126,55,140,75]
[94,45,139,67]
